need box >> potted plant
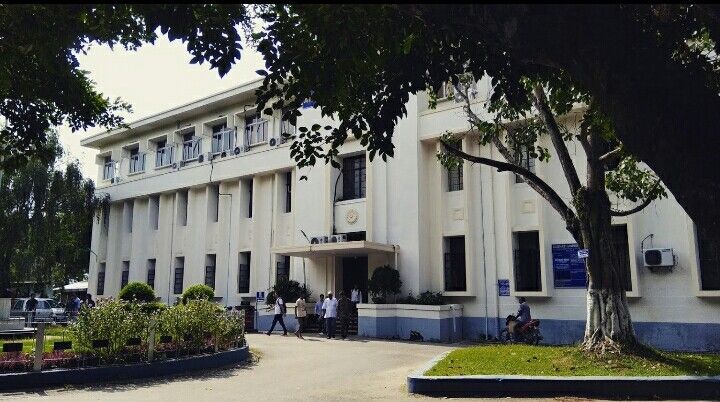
[368,265,402,303]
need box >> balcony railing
[129,153,146,174]
[245,118,268,147]
[155,146,173,168]
[102,161,115,181]
[211,128,235,154]
[182,138,202,161]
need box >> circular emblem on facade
[345,209,359,224]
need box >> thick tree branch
[440,139,579,229]
[531,85,582,195]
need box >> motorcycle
[499,315,542,345]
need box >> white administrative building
[81,78,720,350]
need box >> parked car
[10,298,66,322]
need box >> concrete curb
[0,345,250,392]
[407,351,720,400]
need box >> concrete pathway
[0,333,596,401]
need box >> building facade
[81,78,720,351]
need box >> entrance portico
[271,241,399,300]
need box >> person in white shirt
[350,284,362,311]
[321,291,338,339]
[266,295,288,336]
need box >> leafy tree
[0,132,99,296]
[434,76,665,351]
[247,4,720,272]
[118,281,156,303]
[368,265,402,304]
[0,4,250,171]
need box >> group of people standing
[266,284,363,340]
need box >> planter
[357,303,463,343]
[0,345,250,392]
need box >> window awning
[271,241,399,258]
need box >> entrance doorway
[341,256,368,303]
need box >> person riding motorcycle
[511,297,531,339]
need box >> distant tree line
[0,132,99,297]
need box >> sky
[58,35,265,179]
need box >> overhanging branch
[440,139,579,226]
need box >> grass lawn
[425,344,720,377]
[0,325,75,353]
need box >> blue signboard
[498,279,510,296]
[256,291,265,303]
[552,244,587,288]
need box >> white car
[10,298,66,322]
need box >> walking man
[266,294,288,336]
[294,295,307,339]
[338,291,353,339]
[315,294,325,334]
[322,291,338,339]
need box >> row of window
[443,224,720,293]
[102,113,296,180]
[96,252,254,296]
[108,173,294,234]
[107,152,368,234]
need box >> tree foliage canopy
[4,4,720,242]
[246,4,720,242]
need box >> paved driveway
[0,333,594,401]
[0,333,454,401]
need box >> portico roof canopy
[271,241,399,258]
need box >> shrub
[400,291,445,305]
[266,279,310,306]
[368,265,402,303]
[70,299,150,360]
[118,282,156,303]
[140,301,167,314]
[157,299,243,349]
[69,299,244,363]
[181,284,215,304]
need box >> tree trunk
[575,186,637,352]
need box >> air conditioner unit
[233,146,242,155]
[310,235,328,244]
[269,137,279,147]
[328,234,347,243]
[643,248,674,267]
